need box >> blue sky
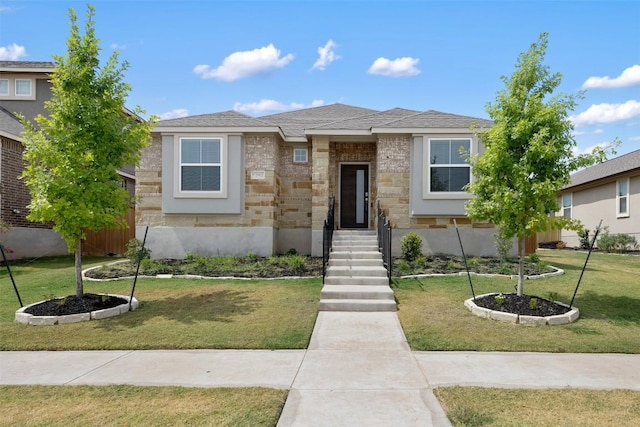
[1,0,639,156]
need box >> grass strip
[0,385,286,426]
[435,386,640,427]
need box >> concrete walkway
[2,312,640,426]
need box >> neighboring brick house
[558,149,640,247]
[138,103,500,258]
[0,61,136,259]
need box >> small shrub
[285,254,307,273]
[494,293,506,306]
[528,298,538,310]
[494,232,513,260]
[579,228,591,250]
[246,251,257,260]
[126,238,151,263]
[527,253,540,264]
[285,248,298,256]
[598,228,638,253]
[400,232,423,262]
[547,291,559,302]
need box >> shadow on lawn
[96,289,260,330]
[576,291,640,324]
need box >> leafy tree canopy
[20,4,155,296]
[466,32,613,241]
[465,33,616,295]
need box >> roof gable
[378,110,493,129]
[310,107,421,130]
[0,106,24,139]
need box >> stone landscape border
[465,293,579,326]
[15,294,139,326]
[399,265,564,280]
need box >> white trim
[616,178,630,218]
[422,137,473,199]
[173,135,228,199]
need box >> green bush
[579,228,591,250]
[400,232,423,262]
[598,229,638,253]
[126,238,151,263]
[285,254,307,274]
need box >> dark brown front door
[340,164,369,228]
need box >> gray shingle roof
[157,110,275,128]
[0,106,24,138]
[0,61,56,70]
[154,103,492,139]
[378,110,494,129]
[565,149,640,189]
[310,107,420,130]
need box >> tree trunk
[517,236,525,296]
[75,239,83,298]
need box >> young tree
[20,5,154,297]
[466,33,613,296]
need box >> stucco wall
[560,175,640,247]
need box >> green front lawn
[396,250,640,353]
[0,257,321,350]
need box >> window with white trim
[179,137,223,192]
[15,79,32,96]
[0,79,8,96]
[562,193,572,219]
[293,148,308,163]
[617,178,629,217]
[428,138,471,192]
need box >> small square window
[15,79,32,96]
[293,148,308,163]
[0,79,8,96]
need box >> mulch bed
[473,293,571,317]
[24,293,127,316]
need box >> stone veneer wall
[137,134,280,229]
[277,142,312,230]
[330,141,377,228]
[376,136,410,228]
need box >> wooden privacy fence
[82,208,135,256]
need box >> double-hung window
[562,193,572,219]
[617,178,629,217]
[428,138,471,193]
[0,79,8,96]
[15,79,32,97]
[180,137,223,193]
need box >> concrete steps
[319,230,396,312]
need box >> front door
[340,164,369,228]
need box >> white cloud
[571,100,640,126]
[594,128,604,134]
[367,56,420,77]
[193,44,294,82]
[0,43,26,60]
[159,109,189,120]
[234,99,324,114]
[312,40,340,71]
[572,142,613,156]
[109,43,128,50]
[582,65,640,89]
[629,136,640,142]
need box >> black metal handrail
[322,196,335,284]
[377,201,392,282]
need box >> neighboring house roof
[564,149,640,190]
[155,103,492,142]
[0,106,24,139]
[0,60,56,72]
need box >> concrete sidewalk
[2,312,639,426]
